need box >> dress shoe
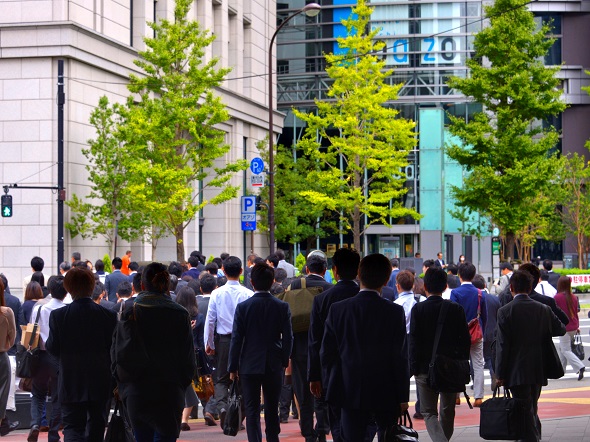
[27,425,40,442]
[413,412,423,420]
[219,409,227,430]
[280,418,289,424]
[180,422,190,431]
[204,412,217,426]
[0,419,19,436]
[578,367,585,381]
[473,398,483,407]
[39,426,49,432]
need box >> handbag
[112,303,150,383]
[104,400,135,442]
[479,387,526,440]
[427,301,472,397]
[467,289,483,344]
[223,380,242,436]
[384,410,419,441]
[15,308,42,379]
[571,331,585,361]
[193,374,214,402]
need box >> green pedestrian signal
[1,195,12,217]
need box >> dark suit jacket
[547,271,560,289]
[288,274,333,359]
[46,297,117,403]
[409,296,471,376]
[243,266,253,291]
[501,289,569,326]
[321,290,409,410]
[308,280,359,382]
[228,292,293,375]
[382,286,396,302]
[196,295,211,318]
[495,294,566,388]
[104,270,129,302]
[5,292,25,355]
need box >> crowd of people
[0,249,586,442]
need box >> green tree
[257,140,338,252]
[294,0,418,253]
[121,0,246,260]
[558,154,590,269]
[446,0,565,260]
[66,96,147,256]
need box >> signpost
[241,196,257,231]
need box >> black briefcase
[479,387,526,440]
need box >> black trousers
[340,408,398,442]
[510,384,543,442]
[241,372,283,442]
[213,334,232,413]
[61,400,107,442]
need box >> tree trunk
[352,207,361,254]
[504,232,516,260]
[578,232,586,270]
[175,223,185,262]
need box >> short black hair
[47,275,67,300]
[423,259,435,269]
[423,267,447,295]
[251,263,274,291]
[275,249,286,261]
[266,254,279,268]
[447,263,458,275]
[205,262,218,275]
[31,256,44,272]
[472,274,486,290]
[510,270,533,295]
[500,262,514,272]
[187,278,200,295]
[188,255,200,268]
[92,282,105,301]
[519,263,540,286]
[390,258,399,268]
[540,269,549,281]
[458,262,476,282]
[220,253,230,261]
[274,268,288,283]
[306,254,327,275]
[112,257,123,270]
[95,259,105,272]
[199,273,217,294]
[132,272,142,293]
[222,256,242,278]
[142,262,169,293]
[359,254,391,290]
[116,281,133,298]
[542,259,553,271]
[332,248,361,280]
[168,261,183,277]
[129,261,139,272]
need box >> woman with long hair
[554,276,586,380]
[0,278,17,435]
[23,281,44,323]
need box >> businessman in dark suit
[496,270,566,442]
[520,263,569,326]
[0,274,24,356]
[287,253,332,442]
[308,248,360,442]
[321,253,410,441]
[542,259,560,289]
[46,267,117,442]
[104,257,129,302]
[229,263,293,442]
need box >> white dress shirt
[31,298,66,350]
[394,291,425,334]
[204,280,253,350]
[535,281,557,298]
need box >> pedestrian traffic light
[1,195,12,218]
[255,195,263,210]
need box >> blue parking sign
[250,157,264,175]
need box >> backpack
[277,278,324,333]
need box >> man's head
[437,252,443,260]
[250,263,274,292]
[540,269,550,282]
[64,267,96,300]
[112,257,123,270]
[91,281,106,303]
[132,272,142,294]
[129,262,139,273]
[126,250,132,257]
[222,256,242,279]
[142,262,170,293]
[423,267,447,296]
[509,270,533,296]
[187,255,200,269]
[359,253,391,291]
[472,274,487,290]
[247,254,258,267]
[519,262,541,285]
[306,252,327,276]
[168,261,183,278]
[447,263,458,276]
[266,254,279,269]
[95,259,105,272]
[422,259,435,273]
[500,262,514,275]
[458,262,476,282]
[71,251,81,262]
[59,261,71,275]
[31,256,44,272]
[274,268,288,284]
[396,270,415,292]
[47,275,67,301]
[220,253,230,261]
[205,262,219,275]
[275,249,286,261]
[117,281,133,299]
[542,259,553,271]
[390,258,399,269]
[199,273,217,294]
[332,248,360,281]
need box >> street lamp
[268,2,321,255]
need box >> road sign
[250,157,265,175]
[250,174,265,187]
[241,196,257,231]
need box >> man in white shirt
[394,270,425,334]
[28,275,68,442]
[536,270,557,297]
[204,256,253,428]
[276,249,296,278]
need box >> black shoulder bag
[427,301,472,406]
[16,307,42,378]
